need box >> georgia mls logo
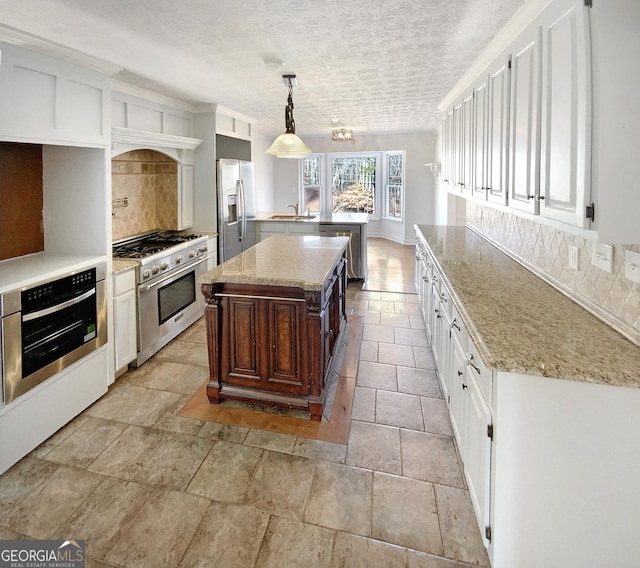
[0,539,85,568]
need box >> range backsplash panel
[111,150,177,240]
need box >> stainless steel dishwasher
[319,224,367,280]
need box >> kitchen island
[199,235,349,420]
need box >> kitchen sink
[268,214,316,220]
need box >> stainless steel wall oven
[1,262,107,404]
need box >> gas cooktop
[112,231,204,260]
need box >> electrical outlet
[592,243,613,273]
[625,250,640,284]
[568,245,579,271]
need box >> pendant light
[266,74,312,158]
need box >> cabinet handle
[527,194,535,200]
[457,370,464,377]
[423,276,428,281]
[440,293,447,302]
[452,319,461,331]
[536,195,545,201]
[462,384,468,390]
[468,354,481,374]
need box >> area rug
[178,315,363,444]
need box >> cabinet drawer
[450,303,468,352]
[467,341,492,406]
[287,223,318,235]
[438,281,452,318]
[113,268,136,296]
[258,222,287,233]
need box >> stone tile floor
[0,284,490,568]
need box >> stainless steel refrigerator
[217,159,257,262]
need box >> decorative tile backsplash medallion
[112,150,178,240]
[466,202,640,346]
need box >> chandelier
[266,74,312,158]
[331,128,354,143]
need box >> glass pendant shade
[266,74,312,158]
[266,132,312,158]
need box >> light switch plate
[592,243,613,273]
[568,245,579,270]
[625,250,640,284]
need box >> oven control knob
[160,262,169,270]
[189,250,196,258]
[176,255,183,265]
[142,269,151,280]
[152,265,160,275]
[199,246,208,253]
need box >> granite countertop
[112,259,138,275]
[256,212,369,224]
[415,224,640,389]
[199,234,349,291]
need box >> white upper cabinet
[538,0,591,228]
[441,110,454,187]
[508,25,541,215]
[486,56,511,205]
[0,44,109,146]
[178,164,195,230]
[461,91,474,194]
[437,0,640,242]
[472,77,489,200]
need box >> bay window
[302,151,403,220]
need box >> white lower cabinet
[416,242,494,553]
[257,221,319,242]
[113,268,137,374]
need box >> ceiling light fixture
[266,74,312,159]
[331,127,354,143]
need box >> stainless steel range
[113,231,209,367]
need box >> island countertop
[198,234,349,291]
[415,224,640,389]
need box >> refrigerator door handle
[236,179,244,242]
[238,179,245,243]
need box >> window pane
[330,157,375,214]
[387,154,402,218]
[302,157,321,212]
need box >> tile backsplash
[112,150,178,240]
[466,202,640,346]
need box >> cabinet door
[472,78,489,199]
[442,111,453,187]
[509,26,541,214]
[449,342,467,445]
[113,289,137,371]
[225,296,261,385]
[266,299,308,394]
[461,91,474,193]
[487,57,511,205]
[539,0,591,227]
[464,372,492,547]
[452,101,463,191]
[178,165,194,230]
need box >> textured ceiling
[0,0,527,136]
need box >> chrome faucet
[287,202,299,215]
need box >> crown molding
[111,80,200,113]
[111,127,203,150]
[438,0,553,111]
[0,24,122,76]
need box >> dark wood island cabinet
[199,235,349,420]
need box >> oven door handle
[22,288,96,322]
[138,257,207,293]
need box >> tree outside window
[330,156,375,214]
